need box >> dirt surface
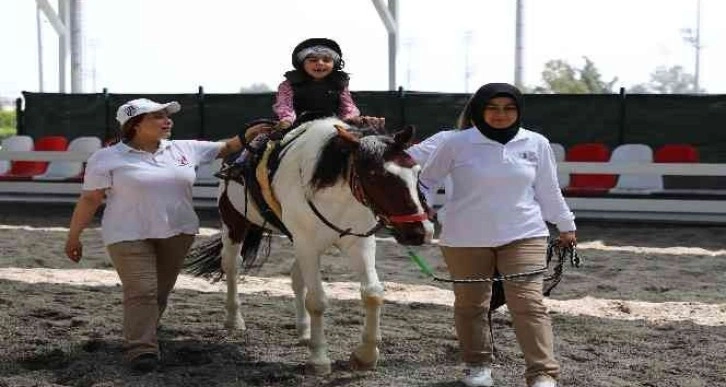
[1,205,725,386]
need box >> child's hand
[346,116,385,131]
[364,116,385,131]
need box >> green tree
[629,65,704,94]
[0,110,16,140]
[533,57,617,94]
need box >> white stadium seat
[0,135,34,174]
[33,136,102,181]
[609,143,663,194]
[550,142,568,189]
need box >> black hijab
[465,83,523,144]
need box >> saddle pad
[256,143,283,220]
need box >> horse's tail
[184,234,225,281]
[184,225,268,281]
[240,224,266,271]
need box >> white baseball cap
[116,98,181,126]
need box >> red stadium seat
[0,136,69,180]
[654,144,699,163]
[34,136,102,181]
[654,144,705,191]
[564,142,617,196]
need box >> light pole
[464,30,472,93]
[514,0,524,89]
[694,0,701,92]
[682,0,702,92]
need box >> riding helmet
[291,38,344,70]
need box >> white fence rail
[559,162,726,176]
[1,151,725,223]
[0,151,95,162]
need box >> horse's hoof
[224,317,246,331]
[296,324,311,344]
[349,352,378,371]
[305,361,332,375]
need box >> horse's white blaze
[384,162,435,242]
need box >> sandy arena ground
[0,204,724,386]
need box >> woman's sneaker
[530,375,557,387]
[462,365,494,387]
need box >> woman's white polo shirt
[419,127,575,247]
[82,140,223,245]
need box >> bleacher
[423,141,726,224]
[1,135,726,223]
[0,135,219,207]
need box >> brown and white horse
[186,117,434,374]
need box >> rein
[307,153,427,238]
[307,199,384,238]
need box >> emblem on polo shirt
[521,151,537,162]
[178,155,189,166]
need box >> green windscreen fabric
[22,92,107,140]
[624,94,726,163]
[523,94,622,147]
[353,91,404,132]
[201,93,275,140]
[400,92,470,138]
[19,91,726,162]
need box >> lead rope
[405,238,581,284]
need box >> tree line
[240,57,702,95]
[529,57,703,94]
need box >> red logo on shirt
[178,155,189,166]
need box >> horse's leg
[290,259,311,344]
[340,236,383,370]
[221,230,245,330]
[295,244,331,375]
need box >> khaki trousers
[107,234,195,361]
[441,237,559,383]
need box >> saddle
[218,121,309,240]
[216,113,375,240]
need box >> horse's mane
[310,125,387,191]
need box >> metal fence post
[15,98,24,135]
[103,88,111,143]
[618,87,627,145]
[397,86,406,132]
[198,86,205,139]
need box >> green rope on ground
[406,248,435,277]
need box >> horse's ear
[334,124,361,147]
[393,125,416,146]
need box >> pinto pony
[186,117,434,374]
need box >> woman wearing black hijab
[419,83,575,387]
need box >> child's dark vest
[284,70,349,119]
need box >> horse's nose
[423,220,435,244]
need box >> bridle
[307,154,429,238]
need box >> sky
[2,0,725,99]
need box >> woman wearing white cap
[64,98,244,372]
